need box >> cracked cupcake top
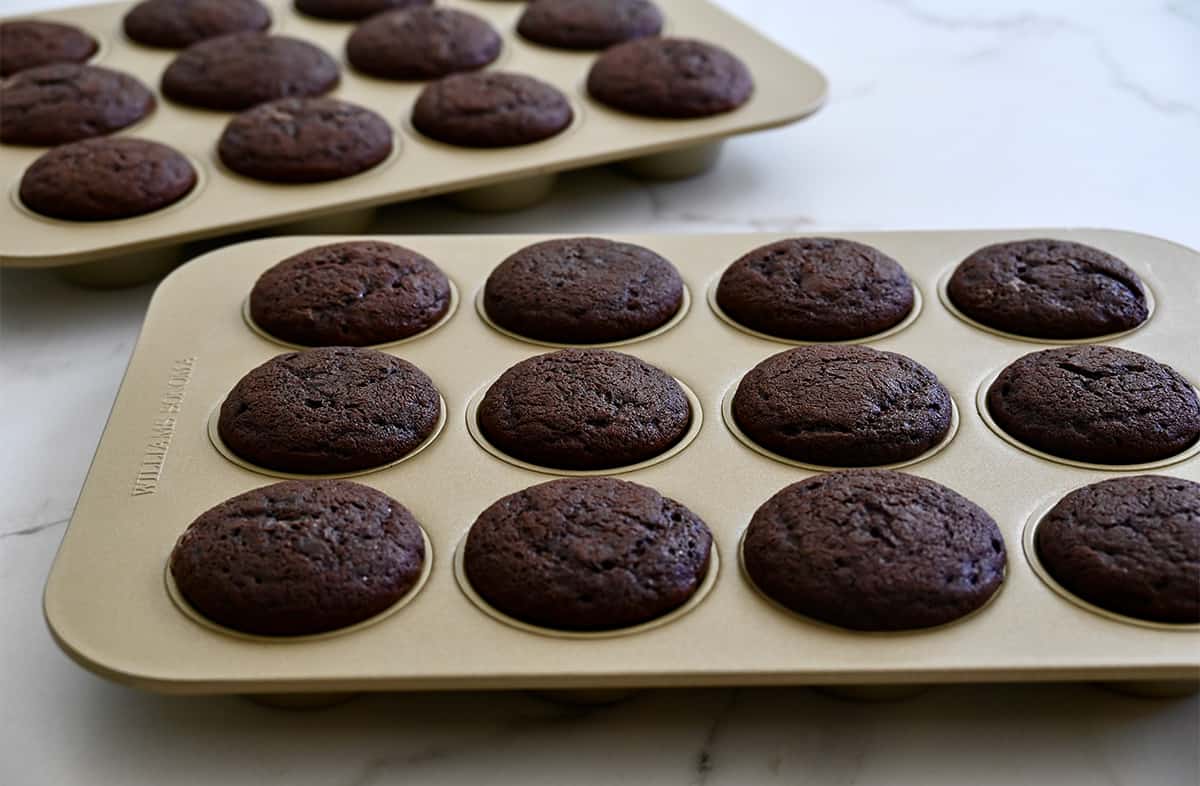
[249,241,452,346]
[218,347,441,474]
[0,63,154,145]
[171,479,426,636]
[477,349,690,470]
[986,345,1199,464]
[731,345,952,466]
[411,71,573,148]
[464,477,711,630]
[347,7,501,81]
[948,239,1149,339]
[218,97,393,183]
[743,469,1006,631]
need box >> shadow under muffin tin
[0,0,828,273]
[44,230,1199,696]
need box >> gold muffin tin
[44,229,1198,696]
[0,0,827,278]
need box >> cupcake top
[412,71,573,148]
[218,97,393,183]
[0,63,154,146]
[464,477,712,630]
[294,0,430,22]
[484,237,684,344]
[218,347,441,474]
[986,345,1200,464]
[171,480,426,636]
[161,33,339,111]
[19,137,196,221]
[1036,475,1200,624]
[731,345,952,466]
[517,0,663,51]
[716,237,915,341]
[0,20,98,77]
[249,241,452,347]
[123,0,271,49]
[948,239,1149,339]
[587,37,753,118]
[477,349,691,470]
[347,7,501,81]
[743,470,1006,631]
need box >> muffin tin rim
[974,367,1200,471]
[241,277,461,350]
[473,281,692,349]
[935,263,1157,345]
[719,381,961,472]
[206,393,449,480]
[164,525,435,642]
[1020,493,1200,632]
[452,537,720,640]
[465,374,705,477]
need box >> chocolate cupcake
[986,346,1200,464]
[249,241,452,346]
[587,37,752,118]
[731,345,953,466]
[715,237,915,341]
[347,8,501,81]
[218,98,393,183]
[295,0,430,22]
[123,0,271,49]
[170,480,426,636]
[517,0,663,51]
[0,63,154,146]
[1036,475,1199,624]
[0,20,98,77]
[948,239,1149,339]
[217,347,441,474]
[743,470,1006,631]
[477,349,691,470]
[19,137,196,221]
[484,237,684,344]
[412,71,573,148]
[161,33,339,111]
[464,477,712,630]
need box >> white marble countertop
[2,1,1198,784]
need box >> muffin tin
[44,229,1198,696]
[0,0,827,277]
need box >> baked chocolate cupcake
[19,137,196,221]
[123,0,271,49]
[948,239,1149,339]
[218,347,441,474]
[249,241,452,346]
[464,477,712,630]
[161,33,339,111]
[412,71,573,148]
[587,37,752,118]
[347,8,501,81]
[218,98,393,183]
[986,346,1200,464]
[731,345,953,466]
[743,470,1006,631]
[0,63,154,146]
[484,237,684,344]
[170,480,426,636]
[715,238,915,341]
[295,0,430,22]
[1036,475,1199,624]
[517,0,663,51]
[477,349,691,470]
[0,20,98,77]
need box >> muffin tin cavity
[1,0,829,269]
[45,230,1199,697]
